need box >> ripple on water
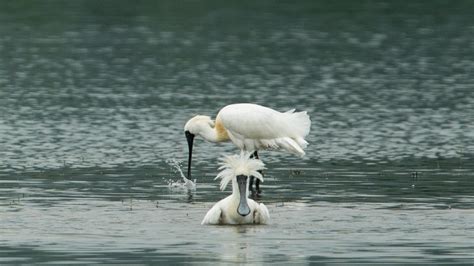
[1,0,474,264]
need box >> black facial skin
[185,131,195,179]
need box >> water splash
[166,159,196,190]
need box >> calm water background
[1,0,474,264]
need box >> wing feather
[219,104,304,138]
[218,103,311,154]
[201,204,222,225]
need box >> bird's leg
[249,152,256,194]
[253,151,263,195]
[249,176,256,195]
[252,151,258,159]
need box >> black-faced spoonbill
[184,103,311,193]
[201,152,269,225]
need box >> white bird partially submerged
[184,103,311,192]
[201,152,270,225]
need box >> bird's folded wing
[220,105,309,139]
[256,203,270,224]
[201,205,222,225]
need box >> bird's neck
[199,123,228,143]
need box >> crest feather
[215,151,265,191]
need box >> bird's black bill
[236,175,250,216]
[185,131,195,179]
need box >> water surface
[1,0,473,264]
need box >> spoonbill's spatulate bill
[184,103,311,191]
[201,152,269,225]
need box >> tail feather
[275,137,305,157]
[282,110,311,138]
[291,111,311,138]
[295,137,308,149]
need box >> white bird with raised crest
[201,152,269,225]
[184,103,311,193]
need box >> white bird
[201,152,270,225]
[184,103,311,192]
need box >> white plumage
[184,103,311,180]
[201,152,270,225]
[215,152,265,191]
[217,104,310,156]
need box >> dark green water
[1,0,473,264]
